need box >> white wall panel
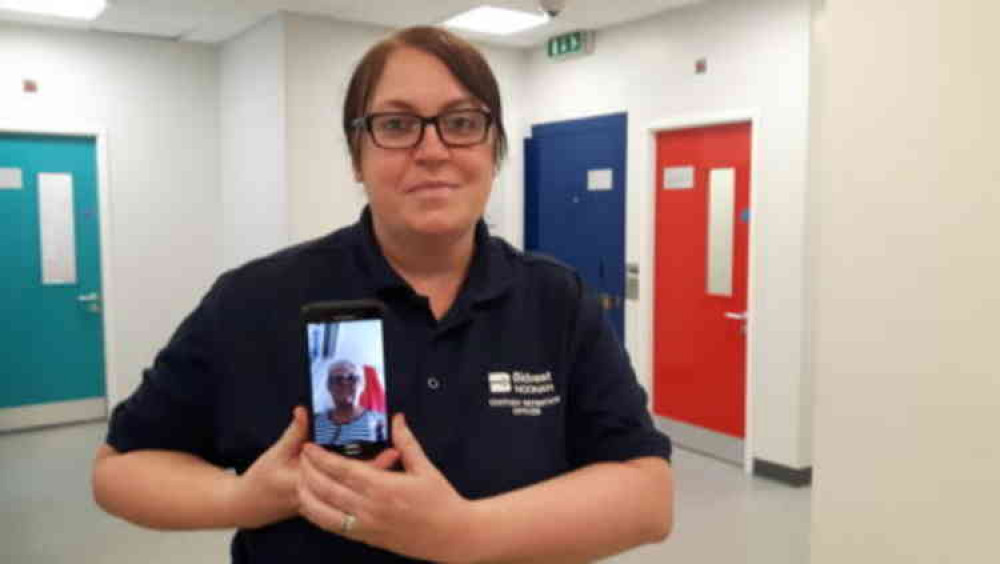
[220,15,289,269]
[810,0,1000,561]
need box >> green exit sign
[547,30,594,60]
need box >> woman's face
[356,47,495,241]
[328,367,359,407]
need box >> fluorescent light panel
[443,6,549,35]
[0,0,107,20]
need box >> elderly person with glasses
[315,360,384,446]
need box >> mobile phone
[302,299,389,459]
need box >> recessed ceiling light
[0,0,107,21]
[443,6,550,36]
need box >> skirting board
[0,397,107,433]
[753,458,813,487]
[654,415,744,465]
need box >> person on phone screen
[315,360,385,445]
[92,25,673,563]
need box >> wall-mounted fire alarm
[695,58,708,74]
[23,79,38,93]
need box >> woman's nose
[414,122,450,160]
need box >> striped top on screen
[314,409,386,446]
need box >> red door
[654,122,751,439]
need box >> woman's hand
[297,413,479,563]
[225,406,309,529]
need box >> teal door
[0,133,106,426]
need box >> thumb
[273,406,308,457]
[392,413,432,474]
[370,447,401,471]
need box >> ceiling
[0,0,706,48]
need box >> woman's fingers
[392,414,433,474]
[300,449,366,512]
[302,444,359,488]
[295,422,474,561]
[370,447,401,471]
[302,443,398,494]
[272,407,308,459]
[229,407,310,528]
[298,479,357,537]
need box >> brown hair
[343,26,508,170]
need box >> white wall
[522,0,813,468]
[283,14,381,241]
[220,15,289,269]
[0,22,221,404]
[282,14,528,245]
[479,45,528,245]
[809,0,1000,561]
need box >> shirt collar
[352,207,409,295]
[462,218,515,306]
[351,206,515,307]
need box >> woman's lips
[406,181,457,194]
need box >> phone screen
[305,311,388,458]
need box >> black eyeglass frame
[351,109,494,149]
[329,374,360,384]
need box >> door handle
[78,292,102,313]
[599,293,626,310]
[725,311,748,335]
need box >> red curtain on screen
[359,365,386,414]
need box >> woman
[315,360,384,446]
[93,26,673,563]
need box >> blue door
[0,133,106,428]
[525,113,627,340]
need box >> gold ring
[340,513,357,535]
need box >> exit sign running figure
[547,30,595,60]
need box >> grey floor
[1,421,810,563]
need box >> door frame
[642,110,761,473]
[0,119,116,428]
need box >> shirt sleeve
[565,276,672,467]
[105,276,228,464]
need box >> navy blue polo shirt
[106,207,671,563]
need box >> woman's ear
[352,153,364,183]
[350,137,365,183]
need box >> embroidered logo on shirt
[487,370,560,416]
[488,372,512,394]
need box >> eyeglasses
[331,374,359,385]
[352,109,493,149]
